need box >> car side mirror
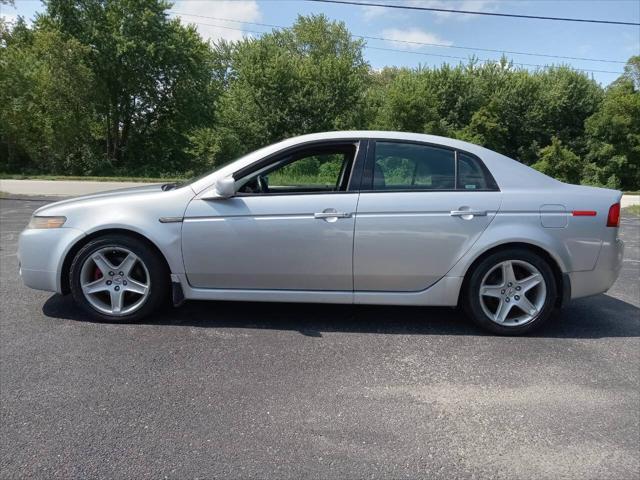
[202,175,236,200]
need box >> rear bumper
[569,237,624,300]
[18,227,85,293]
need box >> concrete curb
[621,195,639,208]
[0,194,71,202]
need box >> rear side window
[372,142,455,191]
[368,141,498,192]
[457,152,493,190]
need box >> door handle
[450,210,487,217]
[314,211,352,219]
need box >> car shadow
[42,292,640,339]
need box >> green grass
[624,191,640,196]
[623,204,640,216]
[0,173,183,183]
[268,172,337,188]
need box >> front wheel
[69,234,169,322]
[464,249,557,335]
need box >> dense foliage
[1,0,638,190]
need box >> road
[1,198,639,479]
[0,179,150,197]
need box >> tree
[532,137,583,185]
[473,67,543,163]
[430,63,485,131]
[583,57,640,190]
[371,67,448,135]
[0,24,96,173]
[535,67,603,158]
[1,4,637,189]
[40,0,219,175]
[458,102,509,153]
[209,14,370,164]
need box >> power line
[171,16,625,75]
[353,33,626,64]
[363,46,624,74]
[170,11,628,65]
[171,12,287,31]
[308,0,640,26]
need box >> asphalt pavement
[1,198,639,479]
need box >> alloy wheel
[79,246,151,316]
[478,259,547,326]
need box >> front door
[354,141,502,292]
[182,141,363,291]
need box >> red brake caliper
[94,266,103,281]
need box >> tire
[463,248,557,335]
[69,234,170,322]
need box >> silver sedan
[18,131,624,335]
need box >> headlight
[27,216,67,229]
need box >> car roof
[284,130,483,151]
[190,131,560,194]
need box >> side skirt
[173,274,463,307]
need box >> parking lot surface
[1,198,639,479]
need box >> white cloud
[0,12,18,25]
[382,28,453,49]
[362,5,387,21]
[173,0,261,43]
[409,0,499,22]
[429,0,500,22]
[362,0,500,23]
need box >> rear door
[353,140,502,292]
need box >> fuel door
[540,204,568,228]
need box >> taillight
[607,203,620,227]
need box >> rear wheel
[70,234,169,322]
[464,249,557,335]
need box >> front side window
[372,142,455,191]
[237,144,356,195]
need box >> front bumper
[569,237,624,300]
[18,227,86,293]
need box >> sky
[2,0,639,85]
